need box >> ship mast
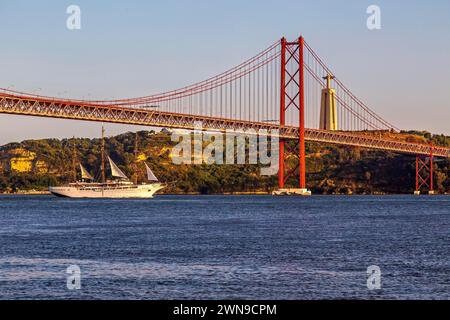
[101,126,106,184]
[133,132,139,185]
[72,136,77,182]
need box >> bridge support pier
[414,145,435,195]
[275,36,311,196]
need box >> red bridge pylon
[275,36,311,196]
[414,145,435,195]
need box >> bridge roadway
[1,92,449,158]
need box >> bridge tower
[414,145,435,195]
[275,36,311,196]
[319,74,338,131]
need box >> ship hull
[49,183,165,199]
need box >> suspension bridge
[1,36,449,195]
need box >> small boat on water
[49,129,165,198]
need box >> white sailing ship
[49,129,165,198]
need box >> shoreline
[1,191,447,196]
[1,191,52,195]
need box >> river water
[0,195,448,300]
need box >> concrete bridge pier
[272,188,312,196]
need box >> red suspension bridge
[0,36,449,194]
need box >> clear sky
[0,0,449,144]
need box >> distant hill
[0,130,449,194]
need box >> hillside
[0,130,449,194]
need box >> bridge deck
[1,93,449,158]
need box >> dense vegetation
[0,130,449,194]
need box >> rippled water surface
[0,195,448,300]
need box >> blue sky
[0,0,449,143]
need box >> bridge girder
[1,94,449,158]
